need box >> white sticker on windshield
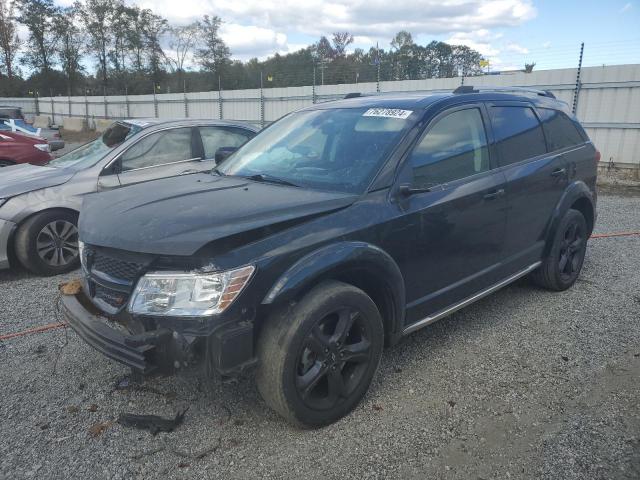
[362,108,413,119]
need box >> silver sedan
[0,118,258,275]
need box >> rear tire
[531,208,587,291]
[14,210,80,276]
[256,281,384,428]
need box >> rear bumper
[61,288,257,376]
[0,219,16,269]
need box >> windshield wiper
[243,173,300,187]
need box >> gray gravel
[1,192,639,480]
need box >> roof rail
[452,85,556,99]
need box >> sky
[50,0,640,72]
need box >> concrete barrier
[32,115,51,128]
[95,119,115,132]
[62,116,88,132]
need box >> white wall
[3,64,638,166]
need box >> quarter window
[537,108,584,151]
[409,108,489,187]
[199,127,253,159]
[490,106,546,166]
[120,128,193,171]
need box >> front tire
[14,210,80,276]
[256,281,384,428]
[531,208,588,291]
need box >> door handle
[550,168,566,177]
[483,188,505,200]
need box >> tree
[390,31,414,51]
[166,22,199,76]
[16,0,59,75]
[331,32,353,57]
[194,15,231,77]
[140,9,167,83]
[79,0,120,86]
[524,62,536,73]
[109,3,134,74]
[0,0,20,79]
[54,6,85,93]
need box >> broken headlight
[128,266,254,316]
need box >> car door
[487,102,567,270]
[390,104,508,324]
[196,126,255,171]
[116,127,200,187]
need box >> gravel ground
[1,192,639,480]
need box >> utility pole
[572,42,584,115]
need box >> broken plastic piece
[117,409,188,435]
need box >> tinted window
[490,106,546,166]
[199,127,252,159]
[120,128,192,171]
[409,108,489,187]
[538,108,584,151]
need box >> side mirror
[214,146,238,164]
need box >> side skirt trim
[402,261,541,336]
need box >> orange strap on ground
[0,322,67,341]
[590,231,640,239]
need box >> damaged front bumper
[61,287,257,376]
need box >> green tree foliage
[54,6,85,94]
[15,0,59,74]
[0,0,20,79]
[195,15,231,77]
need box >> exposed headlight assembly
[34,143,51,152]
[129,265,254,316]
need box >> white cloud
[505,43,529,54]
[620,3,632,13]
[542,41,552,48]
[117,0,537,58]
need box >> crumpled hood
[0,164,74,198]
[80,173,357,256]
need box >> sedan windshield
[49,122,142,170]
[218,107,416,193]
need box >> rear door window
[490,106,547,166]
[199,127,253,159]
[537,108,585,151]
[409,107,490,187]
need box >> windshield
[49,122,142,170]
[218,107,416,193]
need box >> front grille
[83,245,152,314]
[94,284,129,309]
[92,254,143,282]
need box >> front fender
[544,180,596,257]
[262,241,406,340]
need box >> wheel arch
[544,180,595,257]
[11,206,80,251]
[262,241,406,346]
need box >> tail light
[594,149,601,162]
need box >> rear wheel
[14,210,80,276]
[531,208,587,291]
[256,281,384,428]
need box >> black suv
[62,87,598,427]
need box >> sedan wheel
[36,220,79,267]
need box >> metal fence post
[260,71,265,128]
[183,79,189,117]
[312,66,316,104]
[84,90,89,122]
[125,85,130,118]
[218,76,223,120]
[68,87,72,117]
[572,42,584,115]
[34,91,39,116]
[153,83,158,118]
[103,86,108,118]
[50,89,55,125]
